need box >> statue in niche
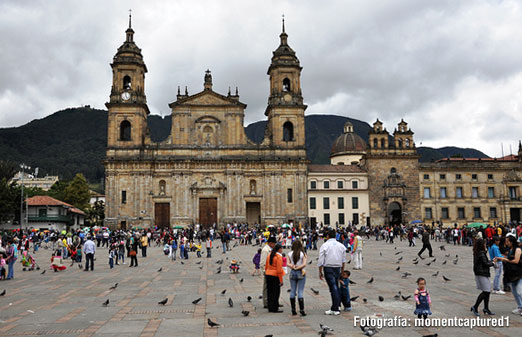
[250,180,256,195]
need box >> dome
[330,122,367,157]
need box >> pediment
[169,90,246,108]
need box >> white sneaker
[494,290,505,295]
[511,308,522,314]
[324,310,340,315]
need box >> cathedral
[104,18,308,229]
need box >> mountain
[0,107,489,182]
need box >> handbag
[129,250,137,257]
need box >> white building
[22,195,85,231]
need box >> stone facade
[104,19,307,229]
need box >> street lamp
[20,163,30,232]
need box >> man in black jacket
[418,227,433,258]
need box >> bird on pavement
[367,277,374,284]
[401,295,411,301]
[228,298,234,307]
[402,272,412,278]
[196,261,201,264]
[192,297,202,305]
[247,296,252,302]
[432,271,439,277]
[413,261,419,265]
[109,283,118,290]
[393,291,402,300]
[442,260,447,265]
[311,288,319,295]
[207,318,220,328]
[41,270,46,275]
[363,298,367,303]
[350,296,359,302]
[439,246,446,251]
[442,275,451,282]
[158,298,168,305]
[221,289,227,295]
[157,267,162,272]
[349,279,356,285]
[378,296,384,302]
[0,289,6,296]
[320,324,334,333]
[240,278,244,283]
[394,251,403,255]
[397,256,403,261]
[180,261,184,265]
[380,252,382,256]
[361,324,379,336]
[102,299,109,306]
[396,266,400,271]
[423,334,438,337]
[241,310,250,316]
[453,259,458,265]
[445,253,450,258]
[426,262,432,266]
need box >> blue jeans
[222,243,226,254]
[324,266,341,311]
[493,263,502,291]
[340,286,351,309]
[509,279,522,309]
[289,270,306,299]
[7,258,16,279]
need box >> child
[414,277,432,320]
[117,241,125,264]
[282,252,288,275]
[229,259,240,273]
[252,248,261,276]
[0,253,6,280]
[108,246,115,269]
[195,243,202,258]
[51,250,66,272]
[340,270,352,311]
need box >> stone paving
[0,238,521,337]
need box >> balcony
[28,215,72,223]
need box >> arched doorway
[388,202,402,226]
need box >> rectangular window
[509,186,517,200]
[472,187,479,198]
[324,181,330,189]
[352,180,358,189]
[490,207,497,218]
[423,174,429,180]
[121,190,127,204]
[488,187,494,198]
[287,188,293,203]
[309,197,316,210]
[472,174,478,180]
[38,208,47,217]
[456,174,462,180]
[456,187,463,198]
[458,207,465,219]
[337,180,343,189]
[338,197,344,209]
[423,187,431,199]
[440,174,446,180]
[487,174,493,180]
[323,197,330,209]
[441,207,449,219]
[352,197,359,209]
[352,213,359,224]
[310,181,316,189]
[338,213,345,225]
[440,187,447,199]
[324,213,330,225]
[425,208,432,219]
[474,207,481,219]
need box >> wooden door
[199,198,217,228]
[154,203,170,229]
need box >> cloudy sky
[1,0,521,157]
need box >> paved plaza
[0,238,521,337]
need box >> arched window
[398,138,403,148]
[380,138,385,148]
[405,138,410,148]
[373,139,378,148]
[203,125,213,133]
[283,121,294,141]
[159,180,166,195]
[123,75,131,89]
[120,120,131,141]
[390,167,397,174]
[282,78,291,92]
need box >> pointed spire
[228,87,231,96]
[125,9,134,43]
[282,14,285,33]
[279,14,288,45]
[185,86,188,95]
[204,69,212,90]
[177,86,180,95]
[519,140,522,152]
[129,9,132,29]
[235,87,238,96]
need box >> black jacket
[473,250,493,277]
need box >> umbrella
[467,222,487,228]
[410,220,422,224]
[281,224,291,228]
[173,225,184,229]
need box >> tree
[48,180,69,201]
[0,160,18,223]
[0,160,17,181]
[63,173,90,210]
[86,200,105,226]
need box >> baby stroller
[21,251,38,271]
[229,259,240,273]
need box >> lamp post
[20,163,30,232]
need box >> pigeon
[228,298,234,307]
[233,242,238,248]
[378,296,384,302]
[432,258,437,263]
[320,324,334,333]
[78,264,83,269]
[412,257,418,262]
[442,275,451,282]
[102,299,109,306]
[347,260,351,264]
[258,295,263,299]
[192,297,202,305]
[456,254,458,258]
[432,271,439,277]
[247,296,252,302]
[402,272,412,278]
[241,310,250,316]
[363,298,367,303]
[199,266,203,270]
[349,279,356,285]
[419,255,425,260]
[367,277,374,284]
[0,289,6,296]
[287,289,291,293]
[350,296,359,302]
[311,288,319,295]
[422,334,438,337]
[41,270,46,274]
[445,253,450,258]
[216,269,221,274]
[401,295,411,301]
[196,261,201,264]
[180,261,184,265]
[397,256,403,261]
[442,260,447,265]
[394,251,403,255]
[361,324,379,336]
[207,318,220,328]
[309,260,313,264]
[158,298,168,305]
[453,259,458,265]
[413,261,419,265]
[380,252,382,256]
[393,291,402,300]
[426,262,432,266]
[157,267,163,272]
[109,283,118,290]
[221,289,227,295]
[240,278,244,283]
[396,266,400,271]
[439,245,446,251]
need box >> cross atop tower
[128,9,132,28]
[282,14,285,33]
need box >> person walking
[5,239,18,280]
[471,238,495,316]
[353,230,363,270]
[418,227,433,258]
[287,239,307,316]
[129,236,139,267]
[495,235,522,315]
[489,236,505,294]
[140,234,148,258]
[83,236,96,271]
[206,237,212,258]
[261,236,276,308]
[265,243,285,313]
[318,229,347,316]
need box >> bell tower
[264,18,306,149]
[106,12,150,148]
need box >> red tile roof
[25,195,86,216]
[308,164,366,173]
